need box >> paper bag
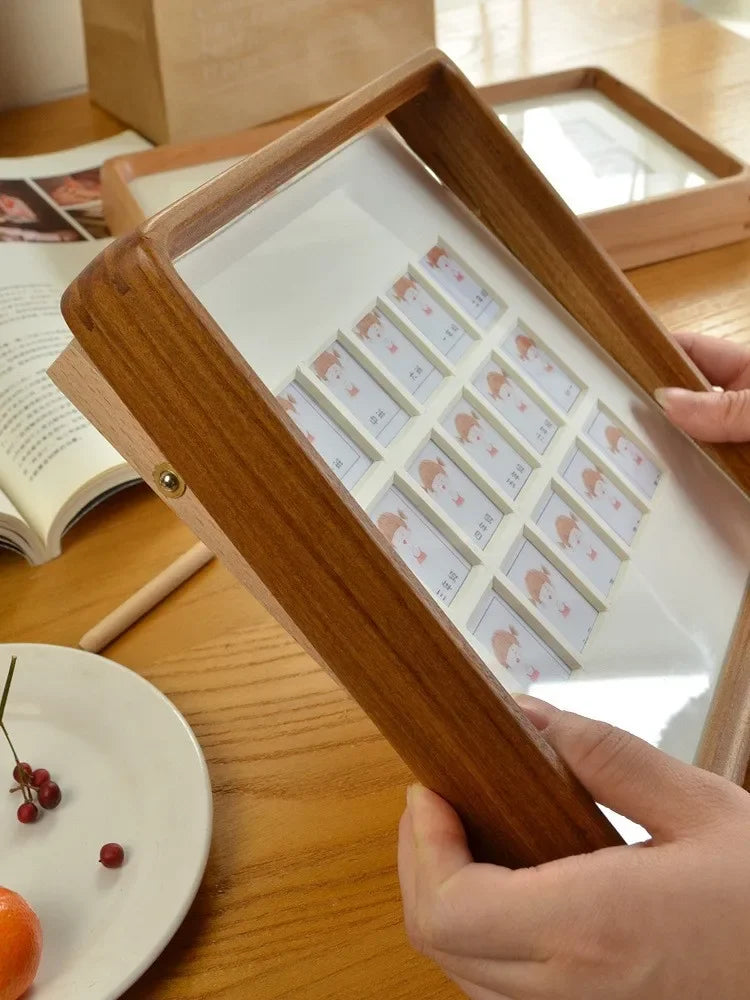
[82,0,435,144]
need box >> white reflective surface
[496,90,713,214]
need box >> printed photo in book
[0,132,152,564]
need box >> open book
[0,132,151,563]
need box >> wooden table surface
[2,1,750,997]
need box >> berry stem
[1,723,32,804]
[0,655,17,725]
[0,658,32,804]
[0,657,32,804]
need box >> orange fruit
[0,887,42,1000]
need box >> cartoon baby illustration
[418,457,464,506]
[454,410,498,457]
[424,245,464,282]
[582,467,622,510]
[376,509,427,565]
[277,393,297,415]
[392,277,433,315]
[604,425,644,466]
[515,333,555,373]
[525,566,570,618]
[312,348,359,397]
[277,392,315,443]
[486,369,528,412]
[492,626,540,682]
[355,312,399,354]
[555,512,597,561]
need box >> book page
[0,480,35,558]
[0,246,132,541]
[0,132,151,550]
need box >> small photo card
[561,449,643,542]
[504,538,598,650]
[353,308,443,403]
[469,590,570,686]
[533,490,622,596]
[584,408,661,499]
[408,440,504,550]
[310,340,409,445]
[441,399,533,500]
[388,274,473,361]
[501,327,581,412]
[472,357,558,453]
[370,487,471,606]
[277,382,373,489]
[420,245,502,329]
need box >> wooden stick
[79,542,214,652]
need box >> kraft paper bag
[82,0,435,143]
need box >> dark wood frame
[100,111,312,238]
[52,49,750,866]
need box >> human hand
[656,332,750,441]
[398,695,750,1000]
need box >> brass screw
[153,462,186,498]
[159,470,180,492]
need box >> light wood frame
[101,65,750,271]
[482,66,750,269]
[52,49,750,867]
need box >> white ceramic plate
[0,643,212,999]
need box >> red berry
[37,780,61,810]
[12,762,32,784]
[17,802,38,824]
[99,843,125,869]
[31,768,50,789]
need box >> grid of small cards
[274,242,663,690]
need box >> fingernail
[654,387,695,411]
[514,694,558,731]
[406,783,420,811]
[406,785,426,847]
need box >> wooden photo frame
[100,112,311,237]
[100,66,750,272]
[52,50,750,869]
[483,67,750,269]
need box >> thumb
[655,386,750,442]
[516,695,733,841]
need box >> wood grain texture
[82,0,435,143]
[78,541,214,652]
[4,4,750,997]
[630,240,750,343]
[478,68,750,269]
[98,60,750,265]
[118,623,456,1000]
[697,583,750,783]
[60,224,622,867]
[97,29,750,269]
[55,45,750,867]
[91,45,750,494]
[49,341,336,677]
[0,94,125,155]
[100,111,313,235]
[386,57,750,490]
